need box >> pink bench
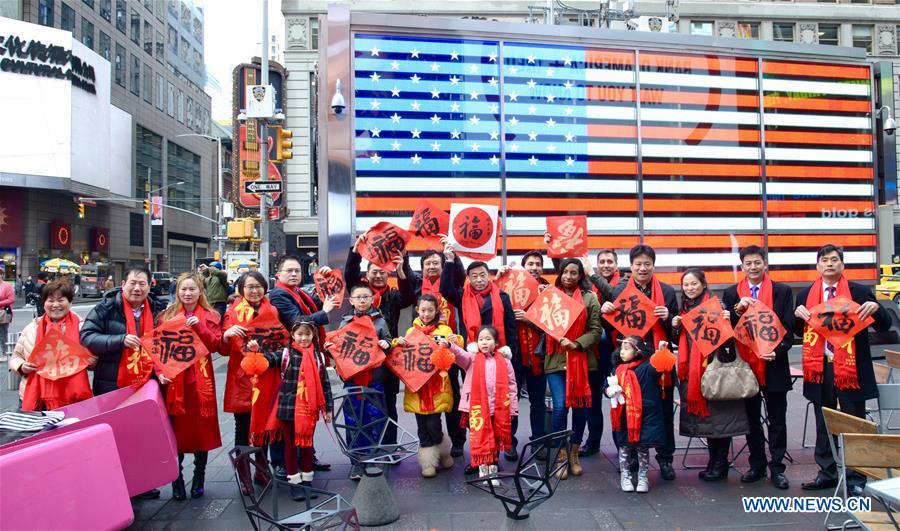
[0,380,179,497]
[0,424,134,530]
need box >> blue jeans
[546,371,588,445]
[524,370,547,441]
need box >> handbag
[0,306,10,325]
[700,353,759,401]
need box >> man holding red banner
[793,244,890,495]
[722,246,794,490]
[601,245,679,480]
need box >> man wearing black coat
[722,246,794,490]
[600,245,679,480]
[793,244,891,495]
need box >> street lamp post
[146,176,184,269]
[177,133,224,259]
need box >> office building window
[155,30,164,63]
[129,213,144,246]
[100,0,110,21]
[83,0,94,8]
[310,18,319,50]
[115,44,125,86]
[168,24,177,55]
[177,89,184,123]
[61,2,76,33]
[737,22,759,39]
[81,19,94,49]
[99,31,110,60]
[819,23,840,45]
[690,21,713,36]
[852,25,873,53]
[179,36,189,61]
[186,97,193,128]
[167,142,202,214]
[156,72,164,111]
[135,125,163,196]
[116,0,125,33]
[130,10,140,44]
[773,23,794,42]
[143,20,152,54]
[143,63,152,103]
[167,81,175,116]
[130,53,140,96]
[38,0,54,27]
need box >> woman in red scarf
[673,268,749,482]
[543,258,602,479]
[158,273,222,501]
[11,279,94,410]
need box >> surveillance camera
[331,78,346,115]
[885,116,897,136]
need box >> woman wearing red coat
[158,273,222,501]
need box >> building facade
[1,0,214,281]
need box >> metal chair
[821,408,880,530]
[466,430,572,520]
[876,383,900,432]
[228,446,359,531]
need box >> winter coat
[450,342,519,417]
[334,309,392,385]
[268,286,330,333]
[10,314,85,400]
[543,288,603,374]
[610,357,666,448]
[80,288,166,395]
[344,249,417,339]
[0,281,14,319]
[398,321,461,414]
[264,345,334,422]
[203,267,229,305]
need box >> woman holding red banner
[158,273,222,501]
[543,258,602,480]
[11,279,95,410]
[673,268,749,482]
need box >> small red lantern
[240,350,269,385]
[431,347,455,378]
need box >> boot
[568,443,583,476]
[286,472,303,485]
[699,440,729,482]
[253,453,271,486]
[636,449,650,493]
[478,464,492,486]
[291,472,319,501]
[438,436,454,470]
[488,464,501,487]
[172,454,186,501]
[555,447,569,480]
[190,452,207,499]
[618,447,634,492]
[417,446,439,478]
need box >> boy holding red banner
[394,294,463,477]
[793,244,890,495]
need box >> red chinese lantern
[240,351,269,385]
[431,347,455,378]
[650,347,676,373]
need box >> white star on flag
[565,132,575,142]
[489,155,499,165]
[411,153,422,164]
[450,102,461,112]
[450,129,462,139]
[469,115,481,126]
[545,118,556,128]
[370,127,381,137]
[510,143,520,152]
[450,154,461,165]
[410,73,421,84]
[430,114,442,124]
[508,116,519,127]
[470,142,480,152]
[410,48,420,58]
[565,157,574,166]
[526,79,537,89]
[528,155,539,166]
[449,76,460,85]
[488,52,497,62]
[545,67,555,76]
[489,130,499,140]
[563,80,573,89]
[391,113,402,123]
[390,87,401,97]
[431,88,441,99]
[469,64,479,74]
[564,107,574,116]
[546,144,557,153]
[509,65,519,75]
[431,141,442,151]
[489,103,499,114]
[528,105,537,114]
[528,131,538,141]
[563,56,572,66]
[546,94,556,103]
[411,128,422,138]
[391,141,402,150]
[430,62,440,71]
[508,92,519,102]
[411,101,421,111]
[370,153,381,164]
[488,77,498,87]
[450,50,459,60]
[370,46,380,56]
[370,100,381,110]
[527,54,536,63]
[390,61,400,71]
[369,72,381,82]
[469,90,480,100]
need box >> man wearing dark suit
[722,245,794,490]
[600,244,679,480]
[793,244,891,495]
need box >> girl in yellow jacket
[394,294,463,477]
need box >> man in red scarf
[411,249,467,457]
[439,243,519,466]
[600,245,678,480]
[793,244,889,495]
[722,246,794,490]
[81,266,166,500]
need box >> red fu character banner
[449,203,499,260]
[141,315,210,380]
[385,328,439,393]
[314,268,346,304]
[807,296,873,348]
[546,215,588,258]
[325,316,386,381]
[603,283,659,338]
[495,268,539,310]
[243,314,290,353]
[682,297,734,357]
[30,328,94,381]
[357,222,412,272]
[734,303,787,357]
[409,199,449,247]
[525,286,585,342]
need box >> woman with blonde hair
[158,273,222,500]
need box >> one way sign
[244,180,283,194]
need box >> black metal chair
[229,446,359,531]
[331,386,418,466]
[466,430,572,520]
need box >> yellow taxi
[881,264,900,278]
[875,273,900,302]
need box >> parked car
[151,272,174,296]
[875,274,900,303]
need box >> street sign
[244,180,283,194]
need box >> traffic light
[273,126,293,162]
[227,218,255,239]
[143,199,150,214]
[77,203,85,219]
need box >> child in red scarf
[262,319,333,500]
[441,325,518,485]
[395,294,463,477]
[608,336,668,493]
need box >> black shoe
[464,464,478,475]
[312,457,331,472]
[135,489,161,500]
[273,466,287,481]
[172,478,187,501]
[772,473,790,490]
[801,477,837,491]
[504,448,518,461]
[190,469,205,499]
[579,445,600,458]
[450,445,464,458]
[659,462,676,481]
[741,468,767,483]
[849,485,865,496]
[699,463,728,482]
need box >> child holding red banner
[608,336,671,493]
[323,283,392,481]
[394,294,463,477]
[158,273,222,501]
[260,319,333,500]
[439,325,518,485]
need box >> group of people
[7,240,891,501]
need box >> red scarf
[803,276,858,390]
[678,291,712,417]
[421,275,456,329]
[413,320,444,411]
[468,350,512,466]
[547,289,591,408]
[612,359,643,443]
[275,281,326,345]
[293,342,326,447]
[370,283,389,310]
[22,312,92,411]
[461,282,506,345]
[223,297,285,413]
[591,270,621,303]
[736,275,773,386]
[629,275,672,391]
[166,306,217,419]
[518,324,542,376]
[116,296,154,388]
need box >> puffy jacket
[80,288,166,395]
[203,267,229,304]
[10,314,85,400]
[451,342,519,416]
[398,321,461,414]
